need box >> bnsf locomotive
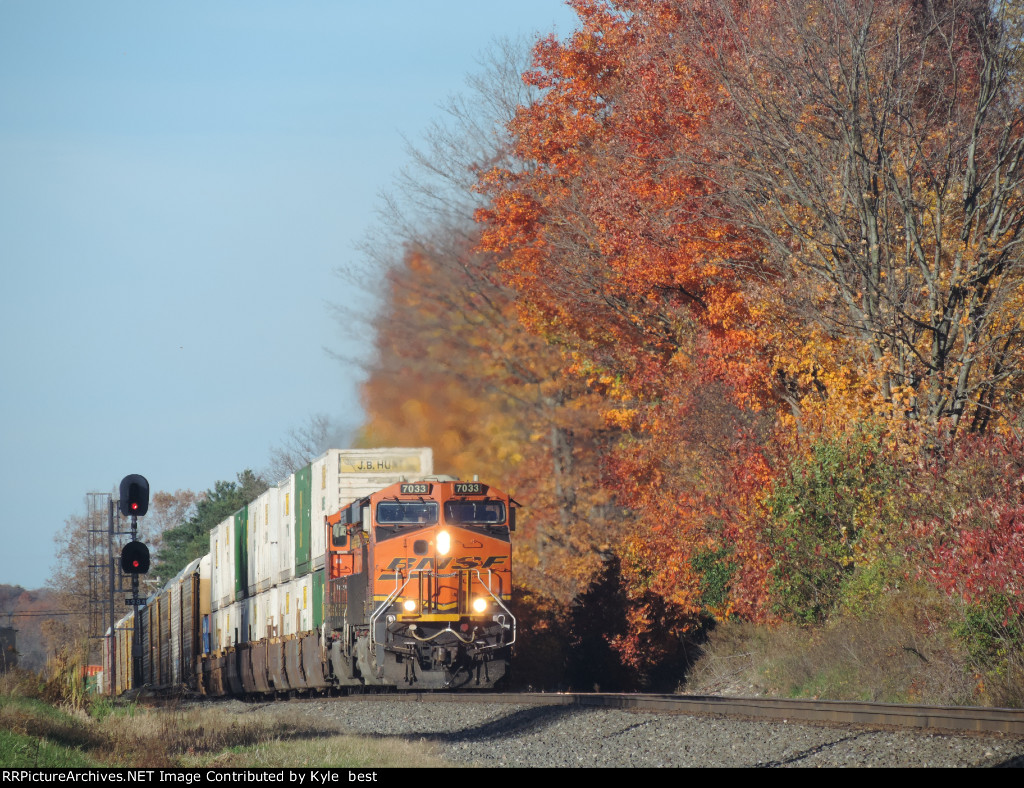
[104,448,516,696]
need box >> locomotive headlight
[436,530,451,555]
[472,597,488,614]
[403,598,418,613]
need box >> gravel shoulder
[221,697,1024,768]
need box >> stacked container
[309,448,433,571]
[245,486,279,595]
[211,515,235,612]
[204,447,433,654]
[276,474,296,585]
[105,448,436,695]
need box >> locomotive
[103,448,516,696]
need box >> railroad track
[342,691,1024,736]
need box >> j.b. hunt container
[307,448,434,574]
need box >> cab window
[376,501,439,525]
[444,500,506,524]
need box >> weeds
[687,584,992,706]
[0,676,446,768]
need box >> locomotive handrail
[369,573,413,652]
[472,568,517,649]
[369,566,515,652]
[368,566,467,650]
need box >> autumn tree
[473,1,783,662]
[266,414,351,482]
[45,509,102,662]
[679,0,1024,435]
[340,0,1024,689]
[144,489,200,562]
[352,38,620,604]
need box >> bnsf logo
[380,556,506,577]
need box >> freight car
[103,448,516,695]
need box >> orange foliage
[476,1,783,648]
[363,0,1024,683]
[361,238,617,604]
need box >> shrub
[763,426,901,624]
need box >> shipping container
[244,486,278,594]
[294,464,313,576]
[276,475,296,585]
[210,515,235,611]
[309,448,435,571]
[233,507,249,600]
[266,585,281,640]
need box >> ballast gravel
[229,697,1024,768]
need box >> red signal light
[120,541,150,574]
[119,475,149,517]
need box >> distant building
[0,627,16,672]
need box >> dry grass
[686,586,1012,707]
[93,704,449,768]
[189,733,451,769]
[0,672,449,768]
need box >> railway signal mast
[118,474,149,683]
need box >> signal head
[119,474,150,517]
[120,541,150,575]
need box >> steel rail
[343,691,1024,736]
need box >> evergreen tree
[154,470,268,580]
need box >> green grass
[1,693,77,722]
[0,694,105,767]
[0,728,99,768]
[0,678,449,768]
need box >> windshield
[376,501,439,525]
[444,500,506,525]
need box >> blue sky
[0,1,579,591]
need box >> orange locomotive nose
[355,478,516,689]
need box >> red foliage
[913,435,1024,615]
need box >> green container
[234,507,248,599]
[313,568,324,628]
[294,464,312,576]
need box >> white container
[246,490,275,596]
[275,475,296,585]
[310,448,434,571]
[279,577,304,637]
[210,606,225,652]
[246,488,264,594]
[249,585,267,641]
[255,486,279,593]
[266,585,281,639]
[215,599,245,649]
[295,572,313,634]
[210,516,235,611]
[247,497,260,597]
